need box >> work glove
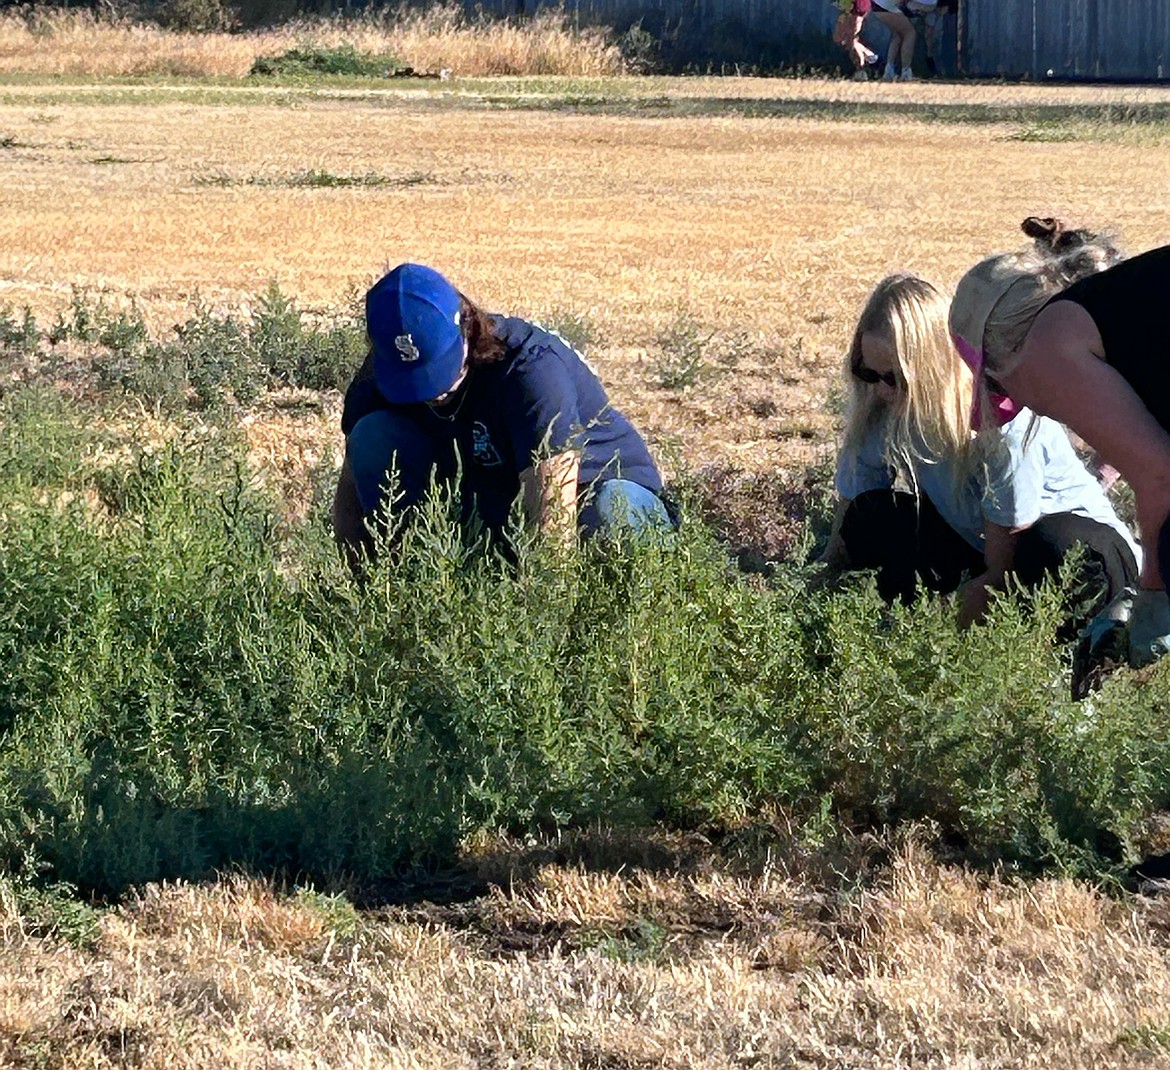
[1071,586,1133,700]
[1129,588,1170,670]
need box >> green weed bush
[249,45,402,79]
[650,308,715,390]
[31,285,364,410]
[537,308,598,355]
[1,387,1168,895]
[0,305,40,357]
[251,282,366,391]
[154,0,235,33]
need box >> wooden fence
[471,0,1167,81]
[961,0,1170,80]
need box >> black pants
[840,490,1138,632]
[1161,513,1170,592]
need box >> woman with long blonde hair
[825,273,1138,662]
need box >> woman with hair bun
[823,274,1138,682]
[951,219,1170,672]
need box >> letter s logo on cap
[395,334,421,362]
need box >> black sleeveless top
[1047,244,1170,431]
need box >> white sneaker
[900,68,914,81]
[851,69,869,81]
[860,45,880,66]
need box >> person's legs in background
[873,10,917,79]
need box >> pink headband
[952,332,1022,429]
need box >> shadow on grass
[7,84,1170,140]
[474,93,1170,134]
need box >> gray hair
[958,218,1124,378]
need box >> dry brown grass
[3,81,1170,1065]
[4,841,1170,1068]
[0,6,625,78]
[2,77,1169,499]
[375,4,624,77]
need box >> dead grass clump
[115,875,330,954]
[240,394,339,526]
[688,462,834,571]
[6,849,1170,1067]
[495,865,631,928]
[408,858,828,971]
[366,4,625,77]
[0,9,261,78]
[810,840,1170,1065]
[0,6,625,79]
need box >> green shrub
[48,286,101,346]
[50,285,364,411]
[154,0,234,32]
[650,308,716,390]
[0,305,40,357]
[0,875,101,949]
[1,387,1169,895]
[618,20,663,75]
[249,45,402,79]
[538,308,598,355]
[251,281,365,391]
[294,886,360,936]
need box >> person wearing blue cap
[332,263,672,561]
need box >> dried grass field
[5,60,1170,1069]
[4,76,1170,492]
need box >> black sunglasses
[852,363,898,387]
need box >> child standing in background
[833,0,879,81]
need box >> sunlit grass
[0,5,625,79]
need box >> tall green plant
[2,388,1169,893]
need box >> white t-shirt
[871,0,905,11]
[835,410,1141,563]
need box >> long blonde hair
[842,274,973,471]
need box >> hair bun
[1020,216,1065,245]
[1017,216,1124,282]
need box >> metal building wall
[962,0,1170,80]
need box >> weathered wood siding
[468,0,1166,81]
[962,0,1170,80]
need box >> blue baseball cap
[366,263,465,404]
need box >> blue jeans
[577,478,673,537]
[347,408,456,516]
